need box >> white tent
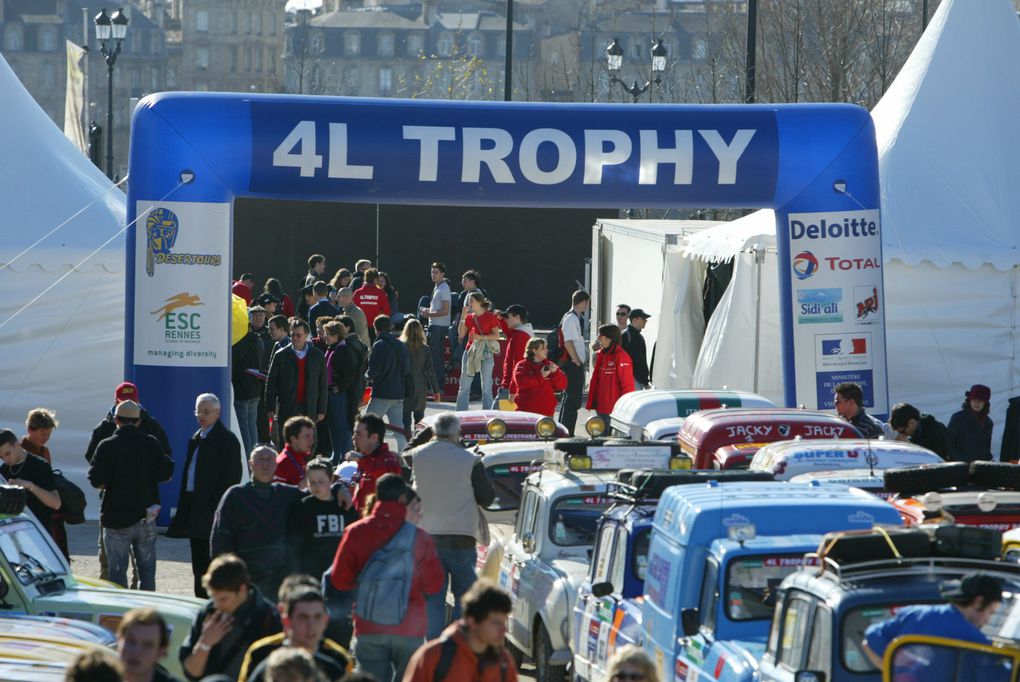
[660,0,1020,452]
[0,52,126,515]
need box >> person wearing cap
[862,573,1004,669]
[493,304,534,408]
[255,293,280,316]
[87,400,175,590]
[834,381,885,439]
[621,308,652,389]
[947,384,995,462]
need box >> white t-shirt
[560,309,586,364]
[430,280,452,326]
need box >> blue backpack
[354,522,418,625]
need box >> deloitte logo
[792,251,819,280]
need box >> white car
[609,389,775,440]
[749,438,944,480]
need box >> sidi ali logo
[151,292,204,342]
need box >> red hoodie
[353,443,402,511]
[586,344,635,414]
[352,285,391,326]
[501,326,533,389]
[512,359,567,417]
[330,500,444,637]
[273,444,311,486]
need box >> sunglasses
[613,674,646,681]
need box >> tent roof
[873,0,1020,270]
[0,53,125,272]
[681,210,775,262]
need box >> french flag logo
[822,338,867,355]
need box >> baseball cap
[505,304,528,318]
[255,293,279,307]
[300,284,315,297]
[629,308,652,319]
[966,384,991,402]
[115,381,139,403]
[248,305,267,314]
[114,400,141,420]
[940,573,1003,602]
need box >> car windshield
[549,495,614,547]
[0,520,66,586]
[632,529,651,581]
[726,554,806,620]
[486,462,543,511]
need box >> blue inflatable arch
[127,95,887,520]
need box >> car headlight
[536,417,558,439]
[670,455,693,470]
[585,416,606,438]
[922,491,943,513]
[977,492,998,512]
[486,418,507,440]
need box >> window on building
[130,30,141,53]
[631,39,645,60]
[497,35,508,57]
[692,36,708,61]
[151,67,159,90]
[131,67,141,88]
[4,24,23,51]
[438,32,454,57]
[244,45,252,71]
[550,50,561,65]
[151,31,162,55]
[196,46,210,69]
[268,52,276,74]
[253,13,262,36]
[38,27,57,52]
[268,14,276,36]
[407,33,424,56]
[230,12,238,33]
[344,31,360,55]
[379,67,393,95]
[167,68,177,87]
[378,32,395,57]
[41,63,56,88]
[196,10,209,33]
[255,47,263,72]
[244,12,251,34]
[467,32,483,57]
[345,67,360,95]
[229,45,238,71]
[311,30,324,54]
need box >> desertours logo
[145,207,222,277]
[151,292,204,342]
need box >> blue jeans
[234,397,259,455]
[456,349,494,411]
[365,397,407,452]
[104,518,157,590]
[353,633,422,682]
[427,324,448,391]
[327,390,353,460]
[426,544,479,639]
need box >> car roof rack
[610,468,774,503]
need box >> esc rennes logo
[151,292,203,341]
[145,208,179,277]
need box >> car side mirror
[680,607,700,637]
[794,672,826,682]
[591,581,615,598]
[522,532,536,554]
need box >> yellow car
[881,635,1020,682]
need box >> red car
[414,410,570,446]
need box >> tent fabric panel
[652,249,708,389]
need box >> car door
[574,522,618,682]
[597,526,642,681]
[758,590,824,682]
[502,486,539,651]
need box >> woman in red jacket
[586,324,635,419]
[512,338,567,417]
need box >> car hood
[0,614,116,646]
[32,582,203,621]
[550,556,591,593]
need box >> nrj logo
[792,251,819,280]
[144,207,222,277]
[151,292,204,342]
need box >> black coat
[367,332,410,400]
[910,413,949,458]
[87,425,175,529]
[621,325,649,387]
[947,407,994,462]
[308,299,340,332]
[85,407,171,463]
[265,344,328,419]
[168,421,243,540]
[1001,397,1020,462]
[252,326,273,371]
[231,331,265,401]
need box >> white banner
[788,209,887,414]
[63,40,86,154]
[133,201,230,367]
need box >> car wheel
[970,461,1020,489]
[883,462,970,496]
[535,622,567,682]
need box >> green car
[0,490,203,677]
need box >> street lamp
[94,7,129,179]
[606,37,668,103]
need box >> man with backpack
[551,290,590,435]
[403,579,518,682]
[329,474,444,682]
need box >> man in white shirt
[420,262,452,392]
[558,290,590,434]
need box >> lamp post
[94,7,129,179]
[606,37,668,103]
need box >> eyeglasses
[195,409,216,416]
[613,674,646,681]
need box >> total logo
[792,250,880,279]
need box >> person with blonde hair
[456,291,500,411]
[606,645,658,682]
[22,407,70,558]
[511,338,566,417]
[400,318,440,435]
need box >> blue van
[642,481,904,682]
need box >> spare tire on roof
[883,462,971,496]
[969,461,1020,490]
[553,438,608,456]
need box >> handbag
[51,469,87,525]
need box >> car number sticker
[597,619,610,664]
[587,618,600,659]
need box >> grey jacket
[405,344,440,413]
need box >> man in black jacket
[365,315,411,452]
[265,319,327,449]
[889,402,949,458]
[621,308,652,389]
[168,394,244,598]
[233,323,265,457]
[87,400,175,590]
[307,280,340,332]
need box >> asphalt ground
[66,396,592,679]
